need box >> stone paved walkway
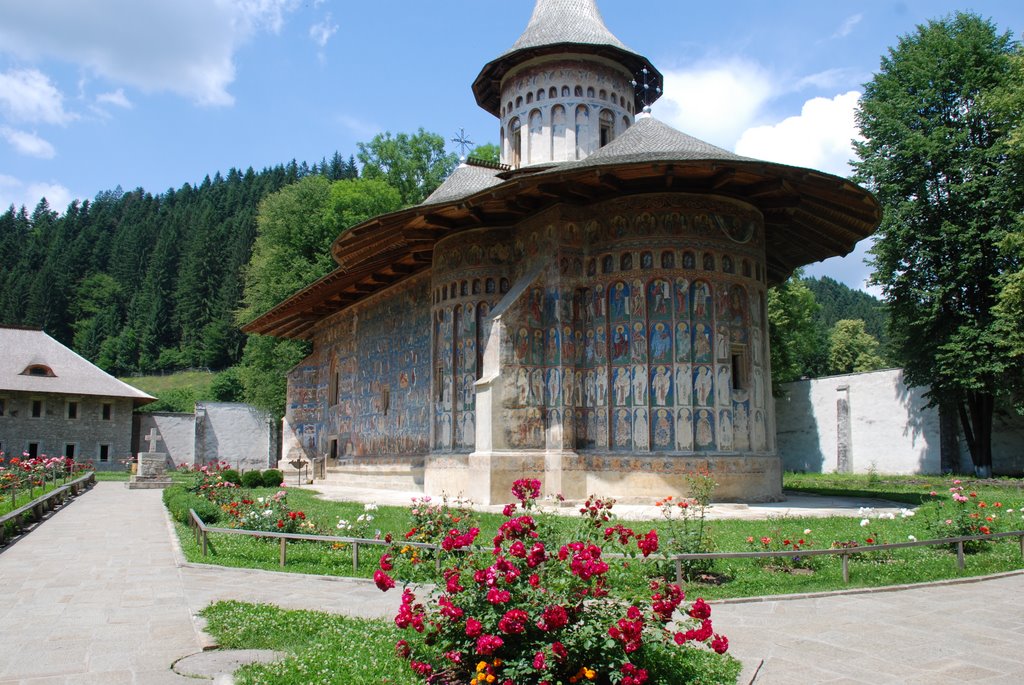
[1,482,1022,684]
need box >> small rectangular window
[64,443,76,458]
[99,444,110,462]
[101,403,112,421]
[31,399,43,418]
[0,398,5,417]
[731,346,748,391]
[67,400,79,420]
[27,442,39,458]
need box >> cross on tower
[631,65,662,112]
[451,128,475,162]
[144,427,162,453]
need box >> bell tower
[472,0,662,168]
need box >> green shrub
[221,469,241,485]
[241,470,264,488]
[163,486,223,525]
[261,469,283,487]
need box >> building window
[22,364,55,377]
[101,403,112,420]
[27,442,39,458]
[67,400,79,420]
[31,399,43,419]
[731,347,749,390]
[509,117,522,168]
[64,443,76,458]
[0,397,5,417]
[99,444,110,462]
[599,109,615,147]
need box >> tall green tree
[767,271,828,387]
[357,129,458,205]
[237,176,402,415]
[827,319,887,375]
[853,13,1023,474]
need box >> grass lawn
[0,481,64,515]
[171,474,1024,600]
[119,370,217,397]
[94,471,132,482]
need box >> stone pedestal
[127,452,173,490]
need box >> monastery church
[245,0,880,504]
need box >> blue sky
[2,1,1022,293]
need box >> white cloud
[0,0,301,107]
[337,114,380,140]
[0,68,75,125]
[310,14,338,50]
[734,91,863,177]
[833,14,863,39]
[654,59,775,148]
[0,126,56,159]
[0,174,74,213]
[96,88,132,109]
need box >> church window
[703,253,715,271]
[561,85,569,97]
[536,89,545,101]
[500,278,510,293]
[507,100,513,113]
[574,105,589,160]
[587,86,595,98]
[602,255,613,273]
[620,253,632,271]
[528,109,543,164]
[460,280,468,296]
[731,346,749,390]
[682,251,696,269]
[64,443,76,458]
[574,85,583,97]
[640,251,653,269]
[723,255,734,274]
[485,278,495,294]
[599,89,607,101]
[31,399,43,418]
[509,117,522,168]
[66,400,79,420]
[526,91,533,104]
[515,95,523,108]
[549,87,557,99]
[661,251,675,269]
[622,115,630,131]
[611,91,617,103]
[472,279,480,295]
[599,109,615,147]
[102,403,112,420]
[328,356,340,407]
[551,105,567,161]
[621,95,626,107]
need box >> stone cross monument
[128,426,173,489]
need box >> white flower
[860,519,871,527]
[908,535,917,542]
[364,503,378,512]
[879,512,896,520]
[857,507,875,516]
[899,508,915,517]
[336,519,351,530]
[803,529,812,535]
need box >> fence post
[841,554,850,584]
[201,529,208,557]
[1019,534,1023,559]
[956,541,965,570]
[675,557,683,585]
[352,542,359,572]
[279,537,287,567]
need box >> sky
[2,0,1023,294]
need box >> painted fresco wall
[486,194,772,456]
[285,273,432,463]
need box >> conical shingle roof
[473,0,661,116]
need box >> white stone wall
[775,368,1024,475]
[195,403,276,471]
[133,413,196,467]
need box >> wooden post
[841,554,850,584]
[435,549,442,573]
[279,538,287,567]
[352,542,359,572]
[201,529,208,557]
[1018,535,1023,559]
[675,558,683,585]
[956,541,965,570]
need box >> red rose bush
[375,479,732,684]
